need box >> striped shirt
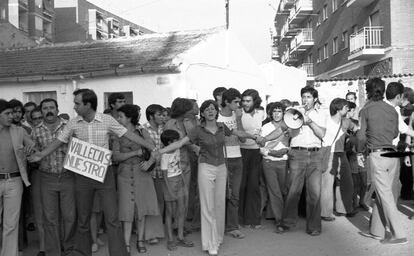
[57,113,127,149]
[143,122,164,178]
[31,118,68,174]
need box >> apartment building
[0,0,55,42]
[274,0,414,80]
[54,0,153,43]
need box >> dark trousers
[40,171,76,256]
[262,159,288,224]
[72,170,128,256]
[239,149,262,225]
[225,157,243,231]
[282,149,322,232]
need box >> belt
[368,148,395,153]
[291,147,320,152]
[0,172,21,180]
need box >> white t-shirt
[290,108,327,148]
[240,109,266,149]
[160,149,182,178]
[260,122,289,161]
[218,112,241,158]
[322,117,344,152]
[385,101,408,146]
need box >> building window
[323,4,328,21]
[333,37,338,54]
[0,7,5,20]
[323,43,328,59]
[342,31,348,49]
[35,16,43,31]
[307,53,313,63]
[332,0,338,12]
[317,48,322,63]
[352,25,358,35]
[103,92,133,110]
[24,91,57,105]
[316,11,321,26]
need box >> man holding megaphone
[276,86,327,236]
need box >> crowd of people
[0,79,413,256]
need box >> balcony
[289,0,313,25]
[290,28,313,53]
[347,0,375,8]
[281,51,298,65]
[298,63,314,79]
[280,0,295,11]
[348,26,384,60]
[280,22,297,41]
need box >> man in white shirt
[239,89,266,228]
[217,88,245,238]
[277,86,326,236]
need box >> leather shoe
[380,238,408,245]
[307,230,321,236]
[346,210,358,217]
[37,252,45,256]
[321,216,335,222]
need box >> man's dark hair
[280,99,292,109]
[221,88,242,108]
[40,98,58,110]
[73,89,97,111]
[242,89,262,109]
[213,87,227,101]
[161,129,180,146]
[365,78,385,101]
[0,99,11,114]
[24,101,37,109]
[30,106,42,119]
[329,98,349,116]
[146,104,165,121]
[403,87,414,104]
[170,98,193,118]
[117,104,140,126]
[108,93,125,109]
[9,99,24,112]
[386,82,404,100]
[346,91,357,100]
[268,102,286,117]
[300,86,318,99]
[347,101,356,110]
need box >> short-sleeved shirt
[160,149,182,178]
[260,122,289,161]
[31,118,68,174]
[290,108,327,148]
[385,100,409,146]
[187,122,231,166]
[217,112,241,158]
[58,112,127,149]
[240,109,266,149]
[143,122,164,178]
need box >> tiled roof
[0,28,222,82]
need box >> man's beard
[243,105,255,113]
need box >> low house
[0,27,267,117]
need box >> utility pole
[225,0,229,30]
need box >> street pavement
[24,200,414,256]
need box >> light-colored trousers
[321,152,335,217]
[198,163,227,251]
[0,177,23,256]
[369,152,405,239]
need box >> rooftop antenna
[225,0,229,30]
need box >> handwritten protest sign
[64,138,112,183]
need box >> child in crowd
[160,130,194,251]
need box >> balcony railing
[298,63,314,78]
[349,26,383,53]
[290,28,314,52]
[348,26,384,60]
[281,50,298,64]
[289,0,313,25]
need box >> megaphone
[283,108,304,129]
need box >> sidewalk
[23,200,414,256]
